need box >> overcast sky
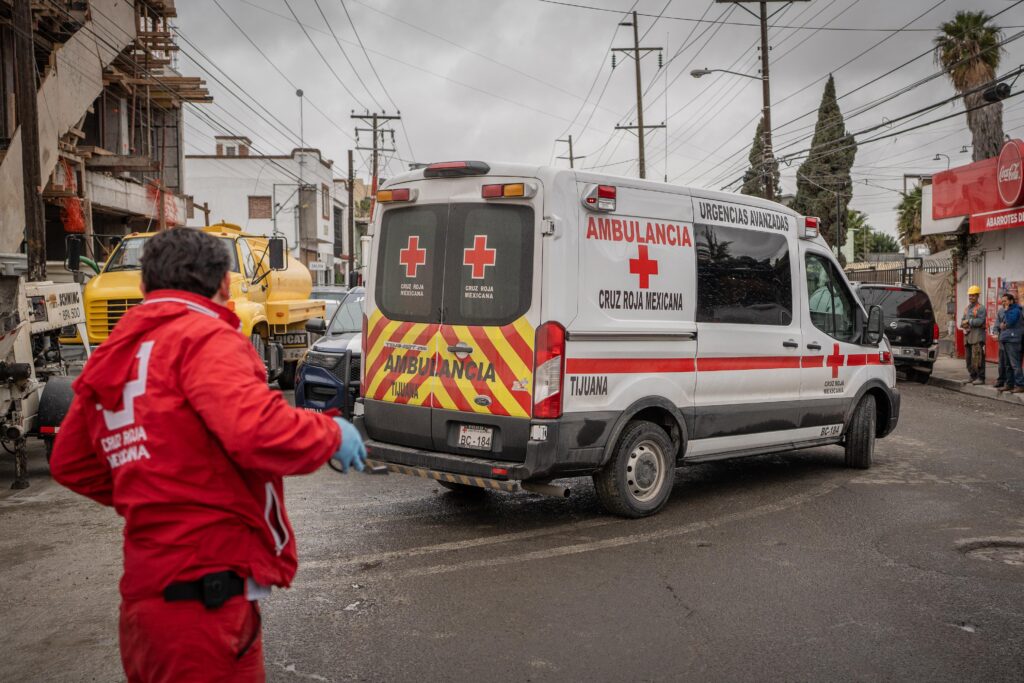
[176,0,1024,239]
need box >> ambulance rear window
[695,224,793,326]
[375,206,446,323]
[444,204,534,327]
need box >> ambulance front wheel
[844,393,876,469]
[593,420,675,518]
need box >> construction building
[0,0,210,277]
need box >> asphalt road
[2,381,1023,682]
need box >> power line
[337,0,418,164]
[313,0,383,110]
[536,0,1023,32]
[281,0,369,111]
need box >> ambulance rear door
[431,180,541,462]
[362,194,447,451]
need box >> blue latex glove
[331,418,367,473]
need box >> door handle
[448,342,474,354]
[807,342,822,351]
[783,340,799,348]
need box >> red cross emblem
[826,343,844,378]
[399,235,427,278]
[629,245,658,289]
[463,235,496,279]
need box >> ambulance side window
[444,204,533,326]
[375,206,446,323]
[805,253,856,342]
[695,224,793,325]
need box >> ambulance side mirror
[865,305,884,345]
[66,236,82,272]
[268,236,287,271]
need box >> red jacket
[50,289,341,601]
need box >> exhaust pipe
[522,482,571,498]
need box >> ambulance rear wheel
[844,394,876,469]
[437,480,488,496]
[594,421,674,518]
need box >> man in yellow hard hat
[960,285,986,385]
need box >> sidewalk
[927,355,1024,406]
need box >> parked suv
[295,287,364,418]
[853,283,937,382]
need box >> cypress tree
[740,115,780,201]
[792,75,856,249]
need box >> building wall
[185,151,337,283]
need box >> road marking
[313,478,842,581]
[303,517,618,570]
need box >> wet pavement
[2,382,1023,681]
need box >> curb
[928,375,1024,406]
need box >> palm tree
[895,186,945,254]
[934,11,1004,161]
[895,186,923,250]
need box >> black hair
[141,228,230,298]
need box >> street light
[933,153,950,169]
[692,66,775,198]
[690,68,761,80]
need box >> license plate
[457,424,493,451]
[897,347,921,357]
[275,332,309,347]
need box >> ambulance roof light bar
[582,184,616,212]
[801,216,820,240]
[423,160,491,178]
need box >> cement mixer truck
[67,224,324,388]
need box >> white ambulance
[356,161,900,517]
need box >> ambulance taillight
[801,216,820,239]
[533,322,566,419]
[582,184,616,212]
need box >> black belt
[163,570,245,609]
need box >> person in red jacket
[50,227,367,683]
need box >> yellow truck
[68,223,323,388]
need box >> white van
[355,161,900,517]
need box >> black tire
[593,420,675,518]
[844,394,876,469]
[437,480,488,496]
[277,361,297,390]
[914,366,932,384]
[44,438,53,465]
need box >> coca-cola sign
[997,140,1024,207]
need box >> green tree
[792,75,857,250]
[847,209,900,261]
[740,115,780,201]
[934,11,1004,161]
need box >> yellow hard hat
[968,285,981,295]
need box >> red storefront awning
[932,139,1024,233]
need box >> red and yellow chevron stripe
[362,309,535,417]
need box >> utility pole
[612,11,664,179]
[14,0,46,281]
[352,111,399,218]
[556,135,585,168]
[347,149,355,283]
[717,0,808,200]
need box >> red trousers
[119,596,264,683]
